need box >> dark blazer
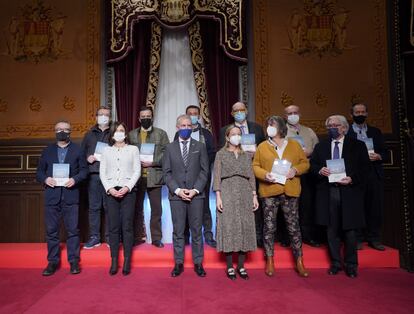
[162,139,209,201]
[36,142,89,206]
[347,124,386,179]
[310,136,370,229]
[174,125,216,166]
[219,121,266,149]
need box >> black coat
[347,124,386,180]
[310,136,370,229]
[218,121,266,149]
[81,125,111,173]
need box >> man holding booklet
[36,120,88,276]
[310,115,370,278]
[129,106,170,248]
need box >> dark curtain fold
[113,20,152,130]
[198,19,243,143]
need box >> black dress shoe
[236,268,249,280]
[171,263,184,277]
[70,262,81,275]
[205,238,217,248]
[42,263,58,276]
[194,264,206,277]
[305,239,321,247]
[368,242,385,251]
[152,240,164,248]
[345,268,358,278]
[327,265,342,275]
[109,258,118,276]
[122,257,131,276]
[226,268,236,281]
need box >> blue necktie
[240,125,246,134]
[333,141,340,159]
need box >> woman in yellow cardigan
[253,115,310,277]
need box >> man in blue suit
[36,120,88,276]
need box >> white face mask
[287,114,300,125]
[97,115,109,126]
[229,135,241,146]
[267,126,278,138]
[113,131,125,142]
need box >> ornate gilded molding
[280,92,294,107]
[146,22,162,111]
[0,0,100,139]
[238,65,248,103]
[188,21,212,132]
[0,98,8,113]
[109,0,246,62]
[62,96,76,111]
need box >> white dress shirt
[331,136,345,159]
[99,144,141,192]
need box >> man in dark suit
[36,120,88,276]
[219,101,266,247]
[347,102,387,250]
[310,115,370,278]
[163,114,209,277]
[174,105,216,247]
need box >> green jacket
[128,126,170,188]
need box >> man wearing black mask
[36,120,88,276]
[129,106,170,248]
[347,103,387,251]
[310,115,370,278]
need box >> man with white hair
[163,114,209,278]
[310,115,370,278]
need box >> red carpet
[0,243,399,269]
[0,268,413,314]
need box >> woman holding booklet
[252,115,310,277]
[100,122,141,276]
[213,125,259,280]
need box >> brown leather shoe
[296,256,309,277]
[265,256,274,276]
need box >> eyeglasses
[326,124,342,128]
[232,109,247,113]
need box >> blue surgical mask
[190,115,199,125]
[178,128,192,139]
[234,111,246,123]
[328,128,340,140]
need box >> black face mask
[353,115,366,125]
[140,118,152,130]
[56,131,70,142]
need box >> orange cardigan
[253,139,309,198]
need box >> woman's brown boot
[265,256,274,276]
[296,256,309,277]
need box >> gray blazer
[162,139,209,200]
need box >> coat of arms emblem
[285,0,353,57]
[5,0,67,63]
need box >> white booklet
[241,134,256,153]
[94,141,108,161]
[362,138,375,154]
[326,158,346,183]
[53,163,70,186]
[290,135,305,149]
[270,159,292,185]
[140,143,155,162]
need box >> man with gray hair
[310,115,370,278]
[163,114,209,277]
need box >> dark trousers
[170,198,204,264]
[299,173,324,242]
[107,191,136,259]
[88,174,108,240]
[358,175,384,243]
[327,187,358,270]
[45,201,80,264]
[134,177,163,242]
[184,176,213,241]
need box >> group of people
[36,100,386,280]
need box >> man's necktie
[240,125,245,134]
[182,141,188,166]
[333,141,340,159]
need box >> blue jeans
[88,174,108,240]
[45,201,80,264]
